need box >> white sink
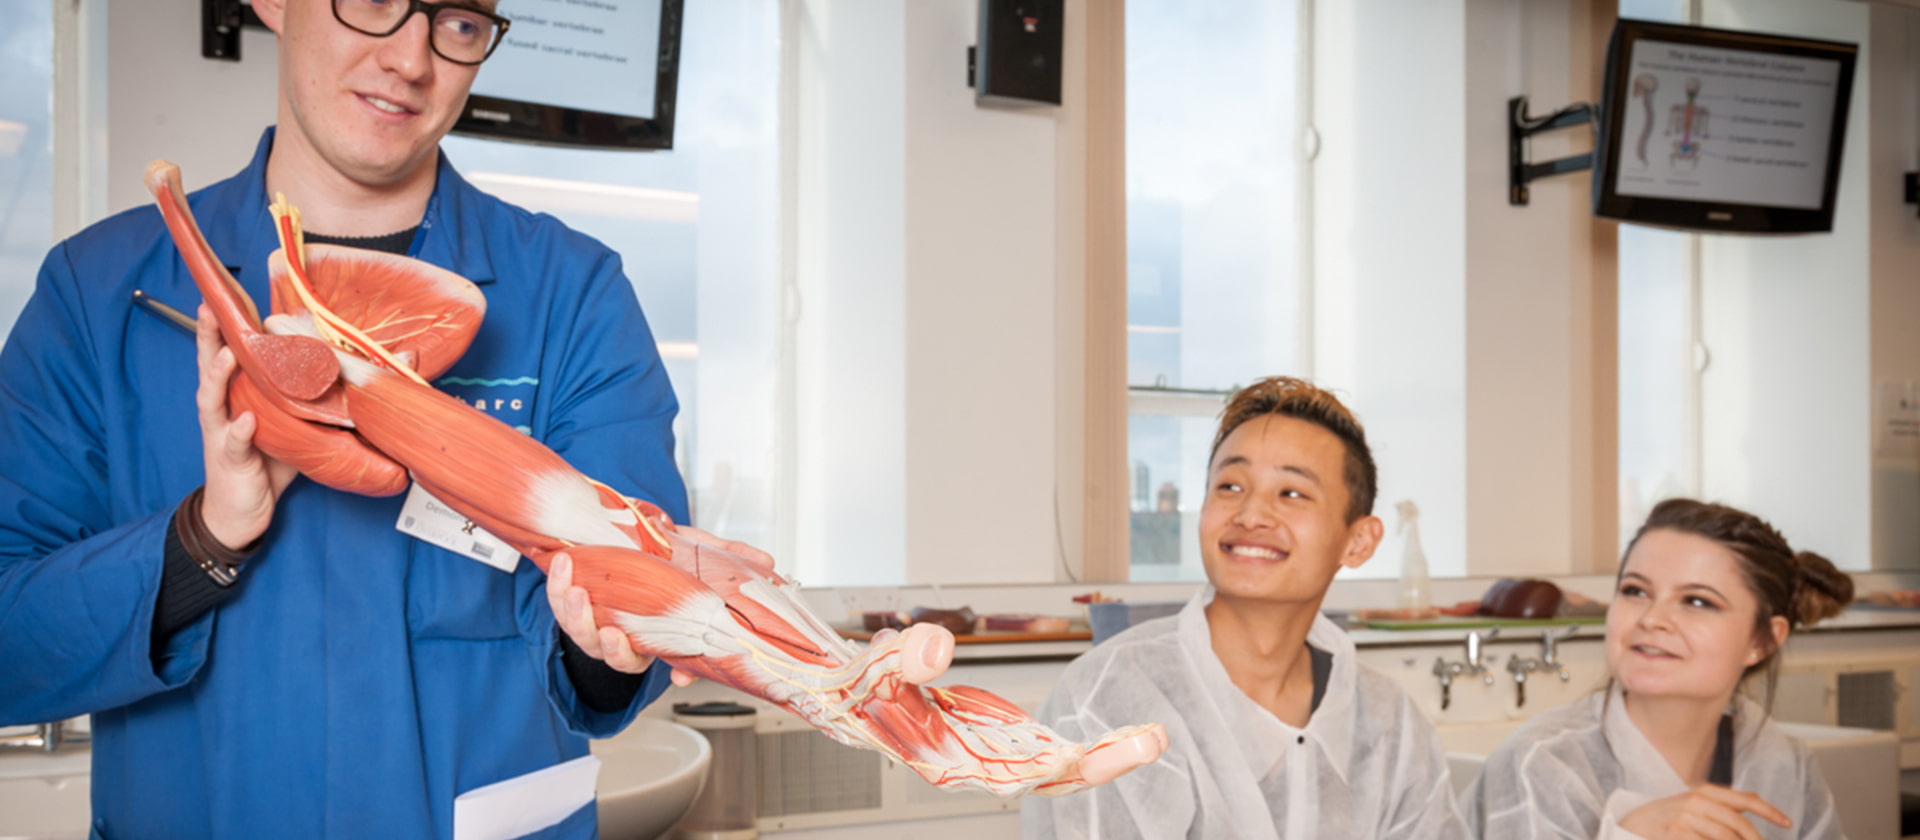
[592,718,712,840]
[0,748,92,840]
[1435,719,1522,797]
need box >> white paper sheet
[453,754,602,840]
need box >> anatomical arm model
[144,162,1166,798]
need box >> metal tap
[0,719,90,753]
[1431,628,1500,711]
[1506,624,1579,707]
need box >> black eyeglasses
[332,0,512,66]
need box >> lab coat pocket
[406,542,523,640]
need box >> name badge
[396,483,520,573]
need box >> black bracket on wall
[203,0,267,62]
[1509,96,1595,206]
[1905,172,1920,218]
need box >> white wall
[1696,0,1874,571]
[104,0,278,216]
[1314,0,1470,579]
[791,0,1066,585]
[789,0,911,585]
[900,3,1061,585]
[1461,0,1612,575]
[1868,6,1920,571]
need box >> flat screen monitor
[1593,19,1856,233]
[454,0,683,150]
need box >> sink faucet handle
[1540,623,1580,665]
[1464,627,1499,668]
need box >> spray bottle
[1396,500,1431,612]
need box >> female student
[1466,498,1853,839]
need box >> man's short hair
[1208,376,1377,523]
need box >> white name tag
[397,483,521,573]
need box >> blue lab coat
[0,128,688,839]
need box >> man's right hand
[196,305,297,550]
[1620,784,1791,840]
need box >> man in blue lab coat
[0,0,740,836]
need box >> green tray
[1354,615,1606,631]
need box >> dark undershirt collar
[1709,712,1734,786]
[305,226,419,255]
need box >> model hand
[547,550,696,682]
[1620,785,1791,840]
[196,305,297,550]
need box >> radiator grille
[756,729,883,817]
[1836,670,1898,731]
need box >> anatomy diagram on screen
[1631,75,1658,166]
[1666,77,1710,168]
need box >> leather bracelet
[175,487,262,586]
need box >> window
[1615,0,1700,549]
[0,0,53,336]
[440,0,783,550]
[1126,0,1470,582]
[1615,0,1875,571]
[1124,0,1304,582]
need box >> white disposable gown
[1021,586,1469,840]
[1464,685,1843,839]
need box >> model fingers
[895,622,955,685]
[677,525,775,571]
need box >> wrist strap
[176,486,262,586]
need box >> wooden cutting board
[836,629,1093,644]
[1353,615,1606,631]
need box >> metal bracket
[1905,172,1920,218]
[1509,96,1595,206]
[203,0,266,62]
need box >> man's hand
[196,305,297,550]
[547,526,776,685]
[1620,785,1792,840]
[548,550,697,683]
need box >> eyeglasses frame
[331,0,513,66]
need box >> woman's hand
[1620,785,1791,840]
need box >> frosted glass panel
[0,0,53,336]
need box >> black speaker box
[972,0,1063,107]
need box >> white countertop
[936,606,1920,662]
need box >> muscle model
[144,162,1165,798]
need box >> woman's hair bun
[1790,551,1853,627]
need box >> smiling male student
[1022,376,1468,840]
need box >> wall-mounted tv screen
[454,0,683,150]
[1593,19,1856,233]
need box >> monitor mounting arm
[1509,96,1596,206]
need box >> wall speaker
[969,0,1063,107]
